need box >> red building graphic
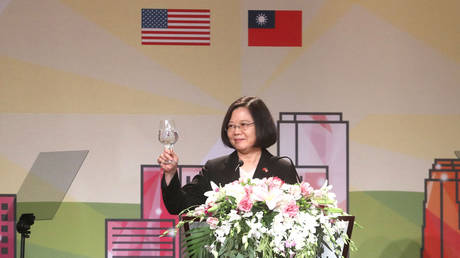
[106,219,176,257]
[422,159,460,257]
[0,195,15,258]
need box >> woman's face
[227,107,258,154]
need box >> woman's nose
[233,126,243,133]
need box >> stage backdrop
[1,0,459,257]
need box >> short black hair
[221,96,277,149]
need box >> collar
[227,149,274,179]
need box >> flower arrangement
[175,177,353,258]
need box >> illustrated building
[0,195,15,258]
[421,159,460,257]
[277,112,349,211]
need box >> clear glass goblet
[158,120,178,163]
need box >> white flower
[228,210,241,222]
[251,183,269,202]
[214,221,231,243]
[223,181,246,203]
[206,217,219,229]
[264,187,285,210]
[242,211,253,218]
[285,184,302,200]
[204,181,222,205]
[255,211,263,220]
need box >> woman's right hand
[157,148,179,185]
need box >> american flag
[141,9,210,46]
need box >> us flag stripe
[142,42,210,46]
[168,15,210,18]
[142,30,209,34]
[143,35,210,38]
[168,18,210,21]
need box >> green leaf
[181,226,213,257]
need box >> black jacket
[161,149,299,214]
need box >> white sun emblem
[255,13,268,26]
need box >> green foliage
[182,226,213,257]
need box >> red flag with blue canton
[248,10,302,47]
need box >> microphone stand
[16,213,35,258]
[274,156,301,183]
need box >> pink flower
[244,185,253,196]
[238,196,253,212]
[204,202,215,215]
[193,206,206,216]
[267,177,284,190]
[300,182,313,197]
[206,217,219,229]
[285,240,296,248]
[283,201,299,217]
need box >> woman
[158,96,299,215]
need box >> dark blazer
[161,149,299,214]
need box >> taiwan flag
[248,10,302,47]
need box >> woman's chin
[233,145,248,152]
[234,146,259,154]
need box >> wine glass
[158,120,179,152]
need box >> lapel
[220,151,240,184]
[253,149,274,179]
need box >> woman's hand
[157,148,179,185]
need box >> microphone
[235,160,244,172]
[271,156,301,183]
